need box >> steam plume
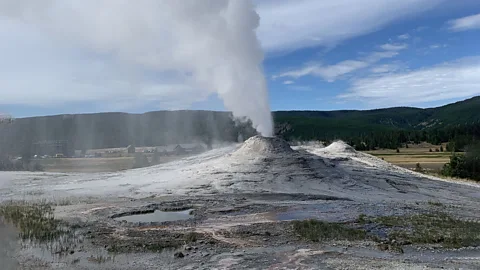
[0,0,273,136]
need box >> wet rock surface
[4,193,478,269]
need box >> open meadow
[364,143,453,173]
[37,157,135,173]
[36,153,199,173]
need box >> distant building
[32,140,73,157]
[127,145,135,154]
[154,143,207,156]
[173,145,187,155]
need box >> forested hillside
[0,96,479,155]
[0,111,256,155]
[274,96,480,150]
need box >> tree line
[275,120,480,181]
[276,121,480,152]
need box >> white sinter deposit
[0,137,479,215]
[231,136,293,158]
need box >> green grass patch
[427,201,444,207]
[374,213,480,248]
[0,201,69,242]
[184,231,198,243]
[0,200,79,255]
[293,219,366,242]
[135,242,181,252]
[107,231,199,253]
[87,254,114,264]
[369,153,451,157]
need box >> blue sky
[1,0,480,118]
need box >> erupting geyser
[0,0,274,136]
[232,135,293,157]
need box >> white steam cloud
[0,0,273,136]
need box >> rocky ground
[1,136,480,269]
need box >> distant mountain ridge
[275,96,480,129]
[0,96,479,154]
[273,96,480,139]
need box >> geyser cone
[232,135,293,157]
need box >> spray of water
[0,0,273,136]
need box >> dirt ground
[37,155,194,173]
[37,157,135,173]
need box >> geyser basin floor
[2,139,480,269]
[9,193,480,270]
[114,209,193,223]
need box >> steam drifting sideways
[0,0,273,136]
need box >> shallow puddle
[114,209,193,223]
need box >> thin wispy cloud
[274,44,406,82]
[380,43,408,51]
[367,51,400,62]
[255,0,443,52]
[415,26,429,32]
[274,61,369,82]
[288,85,313,92]
[370,64,401,74]
[397,34,410,40]
[340,58,480,106]
[448,13,480,32]
[283,80,295,85]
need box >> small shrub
[428,201,443,207]
[357,214,368,224]
[415,163,423,173]
[396,148,400,153]
[184,232,198,243]
[292,219,366,242]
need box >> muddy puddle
[114,209,193,223]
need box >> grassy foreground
[0,201,79,254]
[372,213,480,248]
[293,211,480,249]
